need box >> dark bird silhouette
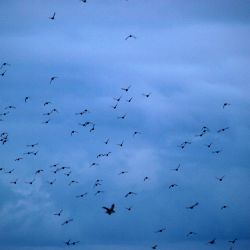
[61,219,73,225]
[113,95,122,102]
[0,62,10,69]
[111,103,118,110]
[205,143,213,148]
[228,238,237,244]
[169,184,178,189]
[47,179,56,185]
[25,96,30,103]
[76,193,88,198]
[152,245,158,249]
[216,176,225,182]
[0,70,7,76]
[121,85,131,92]
[49,12,56,20]
[125,34,136,40]
[125,191,137,198]
[212,150,222,154]
[102,204,115,215]
[50,76,58,84]
[95,190,104,196]
[15,157,23,161]
[208,239,216,245]
[54,209,63,216]
[71,130,78,136]
[35,169,44,175]
[104,138,109,144]
[117,113,127,119]
[186,202,199,209]
[119,171,128,175]
[126,206,132,211]
[42,119,50,124]
[25,178,35,185]
[26,143,39,148]
[44,101,52,106]
[144,176,149,181]
[10,179,18,184]
[171,164,181,171]
[5,169,14,174]
[133,131,141,137]
[69,180,78,186]
[223,102,231,109]
[117,140,124,147]
[64,239,71,246]
[89,124,95,132]
[221,205,228,210]
[71,241,80,246]
[5,105,16,110]
[186,231,197,237]
[155,227,166,233]
[90,162,99,168]
[217,127,230,133]
[64,171,71,177]
[142,92,151,98]
[126,97,133,102]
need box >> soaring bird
[208,239,216,245]
[186,231,197,237]
[121,85,131,92]
[186,202,199,209]
[54,209,63,216]
[169,184,178,189]
[102,204,115,215]
[155,227,166,233]
[61,219,73,225]
[49,12,56,20]
[223,102,231,109]
[125,34,136,40]
[125,191,137,198]
[50,76,58,84]
[0,62,10,69]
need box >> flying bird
[49,12,56,20]
[186,202,199,209]
[125,34,136,40]
[102,204,115,215]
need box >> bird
[10,179,18,184]
[71,241,80,246]
[133,131,141,137]
[24,96,30,102]
[5,169,14,174]
[49,12,56,20]
[44,101,52,106]
[208,239,216,245]
[113,95,122,102]
[117,140,124,147]
[228,238,237,244]
[64,239,71,246]
[186,231,197,237]
[155,227,166,233]
[71,130,78,136]
[125,191,137,198]
[102,204,115,215]
[126,206,132,211]
[144,176,149,181]
[76,193,88,198]
[35,169,44,175]
[221,205,228,210]
[205,143,213,148]
[0,70,7,76]
[69,180,78,186]
[118,171,128,175]
[142,92,151,98]
[54,209,63,216]
[212,150,222,154]
[95,190,104,196]
[121,85,131,92]
[186,202,199,209]
[61,219,73,226]
[0,62,10,69]
[111,103,118,110]
[171,164,181,171]
[117,113,127,119]
[223,102,231,109]
[152,245,158,249]
[26,143,39,147]
[217,127,230,133]
[25,178,35,185]
[42,119,50,124]
[5,105,16,110]
[169,184,178,189]
[125,34,136,40]
[104,138,109,144]
[126,97,133,102]
[47,179,56,185]
[216,176,225,182]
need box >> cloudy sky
[0,0,250,249]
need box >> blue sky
[0,0,250,249]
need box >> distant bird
[61,219,73,226]
[205,143,213,148]
[0,70,7,76]
[169,184,178,189]
[71,241,80,246]
[95,190,104,196]
[104,138,109,144]
[223,102,231,109]
[71,130,78,136]
[89,124,95,132]
[111,103,118,110]
[133,131,141,137]
[125,191,137,198]
[5,105,16,109]
[64,171,71,177]
[76,193,88,198]
[152,245,158,249]
[208,239,216,245]
[126,206,132,211]
[186,231,197,237]
[54,209,63,216]
[10,179,18,184]
[26,143,39,147]
[171,164,181,171]
[126,97,133,102]
[216,176,225,182]
[35,169,44,175]
[24,96,30,102]
[155,227,166,233]
[44,101,52,106]
[80,0,87,3]
[119,171,128,175]
[186,202,199,209]
[102,204,115,215]
[217,127,229,133]
[90,162,99,168]
[5,169,14,174]
[15,157,23,161]
[117,140,124,147]
[117,113,127,119]
[221,205,228,210]
[42,119,50,124]
[49,12,56,20]
[144,176,149,181]
[125,34,136,40]
[121,85,131,92]
[69,180,78,186]
[25,178,35,185]
[212,150,222,154]
[228,238,237,244]
[142,92,151,98]
[64,239,71,246]
[113,95,122,102]
[47,179,56,185]
[0,62,10,69]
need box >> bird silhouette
[49,12,56,20]
[61,219,73,225]
[54,209,63,216]
[125,191,137,198]
[102,204,115,215]
[121,85,131,92]
[186,202,199,209]
[125,34,136,40]
[155,227,166,233]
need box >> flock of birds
[0,2,240,250]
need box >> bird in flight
[119,171,128,175]
[186,231,197,237]
[152,245,158,249]
[169,184,178,189]
[207,238,216,245]
[117,140,124,147]
[104,138,109,145]
[50,76,58,84]
[133,131,141,137]
[113,95,122,102]
[10,179,18,185]
[61,219,73,226]
[186,202,199,209]
[216,176,225,182]
[117,113,127,119]
[142,92,151,98]
[228,238,237,244]
[0,70,7,77]
[155,227,166,233]
[171,164,181,171]
[144,176,149,181]
[49,12,56,20]
[217,127,230,133]
[102,204,115,215]
[47,179,56,185]
[125,34,136,40]
[223,102,231,109]
[221,205,228,210]
[0,62,10,69]
[54,209,63,216]
[121,85,131,92]
[76,193,88,198]
[126,97,133,102]
[24,96,30,103]
[125,191,137,198]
